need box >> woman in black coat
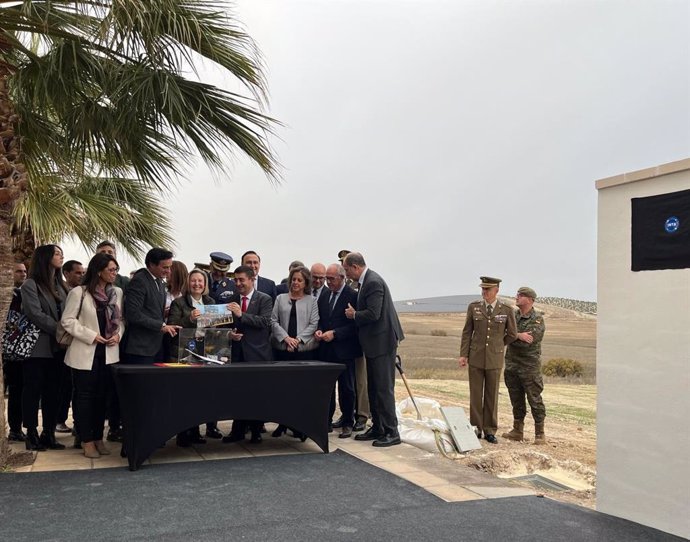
[167,269,222,445]
[20,244,68,451]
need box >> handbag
[56,287,86,347]
[2,308,40,360]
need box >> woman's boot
[25,428,47,451]
[40,430,66,450]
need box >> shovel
[395,355,422,420]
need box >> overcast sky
[64,0,690,301]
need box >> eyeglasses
[105,267,120,273]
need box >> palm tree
[0,1,279,462]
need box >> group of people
[4,240,546,459]
[458,276,547,445]
[3,243,406,458]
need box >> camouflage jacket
[505,308,545,371]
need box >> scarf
[93,284,121,339]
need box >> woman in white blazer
[61,253,124,458]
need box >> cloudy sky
[65,0,690,301]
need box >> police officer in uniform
[459,276,517,443]
[207,252,235,304]
[502,286,547,444]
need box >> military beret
[517,286,537,299]
[479,276,502,288]
[210,251,233,272]
[337,249,351,261]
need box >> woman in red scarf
[61,253,124,459]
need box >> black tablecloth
[112,361,344,470]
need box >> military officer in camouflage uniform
[459,277,517,444]
[502,286,547,444]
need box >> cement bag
[396,397,455,454]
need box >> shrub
[542,358,584,378]
[430,329,447,337]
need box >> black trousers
[328,358,356,426]
[22,356,61,431]
[56,361,72,424]
[72,355,108,443]
[365,351,399,436]
[3,358,23,432]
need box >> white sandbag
[396,397,456,453]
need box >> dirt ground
[395,307,597,508]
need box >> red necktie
[241,296,248,313]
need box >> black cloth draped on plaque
[631,188,690,271]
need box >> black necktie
[288,299,298,338]
[486,304,493,317]
[328,292,337,314]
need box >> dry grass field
[394,306,598,508]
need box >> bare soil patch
[395,309,597,508]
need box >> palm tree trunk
[0,66,29,465]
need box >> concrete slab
[464,485,537,499]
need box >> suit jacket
[256,276,277,303]
[230,290,273,362]
[354,269,404,358]
[276,281,288,296]
[460,300,518,370]
[270,294,319,351]
[317,285,362,361]
[20,278,67,358]
[62,286,125,369]
[124,268,167,357]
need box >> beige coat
[61,286,125,370]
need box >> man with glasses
[124,248,181,364]
[310,263,327,301]
[315,263,361,438]
[502,287,547,444]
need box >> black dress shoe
[8,430,26,442]
[331,417,344,429]
[372,434,402,447]
[222,433,245,443]
[190,434,207,444]
[485,434,498,444]
[40,432,66,450]
[272,425,287,438]
[250,433,262,444]
[107,427,123,442]
[475,429,483,439]
[339,426,353,439]
[260,424,267,434]
[354,428,383,441]
[205,427,223,439]
[352,420,367,432]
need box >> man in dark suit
[315,263,362,438]
[124,247,181,364]
[241,250,277,303]
[222,265,273,444]
[343,252,404,447]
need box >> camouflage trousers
[503,368,546,423]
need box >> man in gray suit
[124,247,181,364]
[343,253,404,447]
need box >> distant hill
[394,295,597,314]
